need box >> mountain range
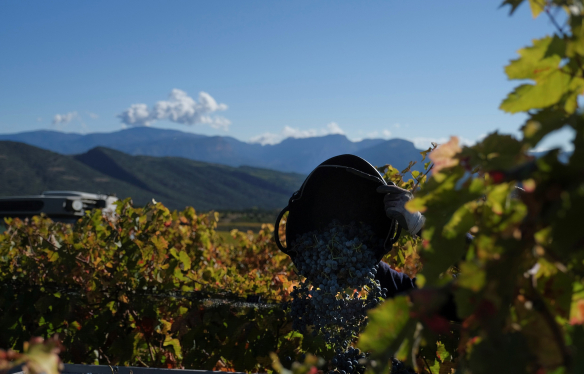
[0,141,306,211]
[0,128,425,174]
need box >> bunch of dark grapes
[289,220,388,374]
[390,358,416,374]
[330,347,368,374]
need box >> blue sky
[0,0,574,149]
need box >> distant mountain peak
[0,127,424,174]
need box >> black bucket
[274,154,401,262]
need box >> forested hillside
[0,141,305,210]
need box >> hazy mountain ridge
[0,141,306,211]
[0,128,425,174]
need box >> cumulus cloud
[117,89,230,130]
[88,112,99,119]
[118,104,152,126]
[52,112,78,125]
[250,122,345,145]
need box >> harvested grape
[289,220,387,374]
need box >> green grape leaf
[500,70,571,113]
[442,202,476,239]
[505,37,561,80]
[458,262,486,292]
[461,132,527,171]
[521,108,568,147]
[543,34,567,58]
[358,296,416,372]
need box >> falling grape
[288,220,388,374]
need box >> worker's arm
[374,184,423,296]
[375,185,461,321]
[376,185,425,237]
[375,261,416,297]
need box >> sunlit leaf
[500,70,571,113]
[429,137,462,174]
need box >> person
[372,184,424,298]
[374,184,524,322]
[374,184,461,321]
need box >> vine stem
[98,348,111,365]
[129,309,157,364]
[422,356,432,374]
[543,3,565,36]
[541,1,584,74]
[411,163,434,193]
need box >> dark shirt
[375,261,416,298]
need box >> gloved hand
[376,185,425,236]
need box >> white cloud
[199,115,231,130]
[250,122,345,145]
[282,126,318,138]
[36,117,43,122]
[351,129,392,142]
[88,112,99,119]
[326,122,345,135]
[118,89,230,129]
[118,103,152,126]
[52,111,78,125]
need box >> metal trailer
[0,191,118,224]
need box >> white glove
[376,185,425,236]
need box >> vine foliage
[357,1,584,373]
[0,201,314,371]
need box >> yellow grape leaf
[405,198,427,214]
[179,251,191,270]
[47,251,59,262]
[151,236,169,251]
[163,336,183,359]
[160,319,172,334]
[23,338,62,374]
[528,0,545,18]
